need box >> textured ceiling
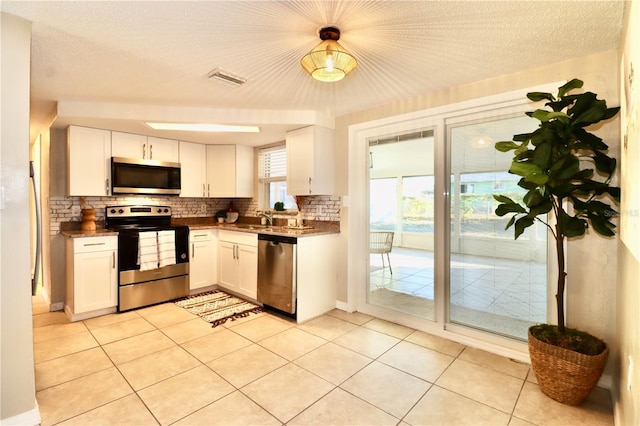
[1,1,625,145]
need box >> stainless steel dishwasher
[257,234,297,315]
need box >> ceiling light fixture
[145,122,259,133]
[301,26,357,82]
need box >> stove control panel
[106,205,172,218]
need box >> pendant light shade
[301,26,357,82]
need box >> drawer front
[189,230,214,242]
[218,230,257,247]
[73,236,117,253]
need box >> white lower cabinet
[296,233,339,323]
[218,230,258,299]
[65,236,118,321]
[189,229,217,291]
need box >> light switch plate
[71,205,81,216]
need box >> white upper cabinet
[147,136,179,163]
[112,131,179,163]
[67,126,112,196]
[286,126,334,195]
[111,131,146,159]
[179,141,207,197]
[206,145,254,198]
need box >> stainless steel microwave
[111,157,181,195]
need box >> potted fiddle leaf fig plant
[493,78,620,405]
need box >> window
[370,178,397,231]
[402,175,434,233]
[258,144,296,210]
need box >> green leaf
[529,199,553,216]
[557,79,583,98]
[532,142,551,169]
[505,215,517,230]
[572,99,607,127]
[514,216,535,239]
[494,141,520,152]
[584,200,615,214]
[547,97,577,112]
[561,212,587,238]
[552,182,577,197]
[495,203,526,217]
[509,161,543,177]
[523,189,544,207]
[567,169,594,183]
[573,128,608,151]
[593,151,617,175]
[604,186,621,202]
[493,194,516,204]
[587,212,616,237]
[527,92,555,102]
[513,132,534,142]
[567,92,597,118]
[517,178,539,190]
[603,106,621,120]
[531,110,570,123]
[552,155,580,180]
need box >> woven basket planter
[528,327,609,406]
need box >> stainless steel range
[105,205,189,311]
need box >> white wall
[614,2,640,425]
[1,12,40,425]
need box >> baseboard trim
[1,406,41,426]
[50,301,63,312]
[335,301,353,312]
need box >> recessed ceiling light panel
[145,122,259,133]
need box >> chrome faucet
[258,211,273,226]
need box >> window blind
[258,145,286,180]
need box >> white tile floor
[370,248,546,339]
[33,293,613,426]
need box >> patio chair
[370,231,394,274]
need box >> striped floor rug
[175,290,262,327]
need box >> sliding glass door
[368,130,435,321]
[352,84,556,347]
[447,116,546,339]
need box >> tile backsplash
[49,195,341,236]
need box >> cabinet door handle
[143,143,146,159]
[207,184,210,197]
[192,243,195,258]
[112,251,115,269]
[234,244,238,260]
[308,177,312,194]
[202,183,205,197]
[150,144,153,159]
[105,178,110,195]
[83,242,106,247]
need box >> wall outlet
[200,204,207,213]
[71,205,81,216]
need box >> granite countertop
[61,228,118,238]
[194,222,339,237]
[62,218,340,238]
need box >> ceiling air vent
[206,68,247,88]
